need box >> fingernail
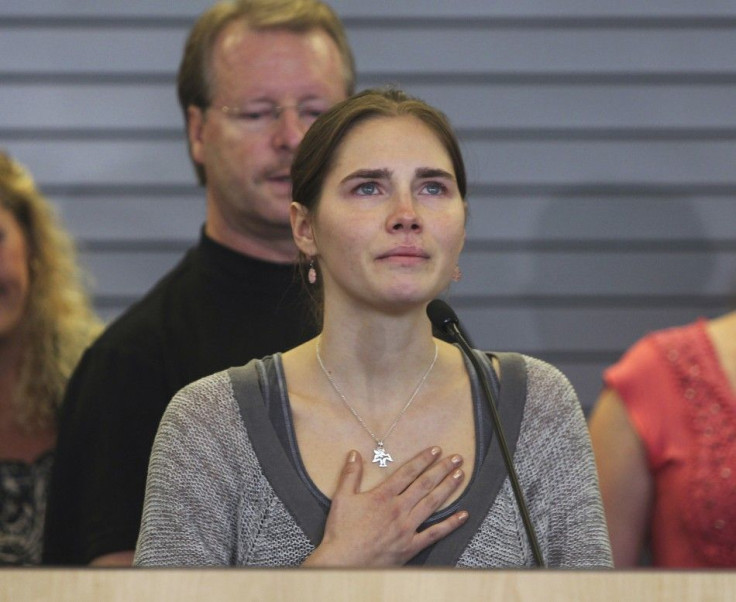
[430,446,441,456]
[457,511,469,523]
[453,469,463,480]
[451,455,462,465]
[348,450,358,463]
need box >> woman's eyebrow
[415,167,455,180]
[340,168,392,184]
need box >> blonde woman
[0,151,101,565]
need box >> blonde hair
[0,150,102,431]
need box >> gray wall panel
[462,140,736,186]
[456,305,723,406]
[80,250,185,296]
[457,251,735,296]
[0,29,188,73]
[465,197,736,242]
[404,84,736,130]
[4,140,193,185]
[4,24,736,75]
[1,1,735,413]
[55,194,203,243]
[350,28,736,74]
[5,139,736,187]
[7,83,736,130]
[455,306,713,353]
[1,84,180,130]
[7,1,736,18]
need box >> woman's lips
[377,247,430,264]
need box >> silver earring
[308,259,317,284]
[451,265,462,282]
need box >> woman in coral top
[589,311,736,567]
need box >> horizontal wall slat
[451,305,719,353]
[78,248,736,298]
[1,1,210,18]
[461,140,736,185]
[3,0,735,421]
[457,250,736,296]
[3,26,736,74]
[51,195,736,245]
[2,140,194,185]
[403,84,736,130]
[6,1,736,19]
[333,1,736,19]
[5,82,736,130]
[5,139,736,186]
[465,196,736,242]
[80,250,184,296]
[451,304,727,411]
[0,84,181,129]
[350,28,736,74]
[54,195,203,242]
[0,29,187,73]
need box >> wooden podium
[1,569,735,602]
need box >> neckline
[197,229,298,284]
[694,318,736,403]
[272,349,489,524]
[230,350,528,564]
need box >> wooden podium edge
[1,568,735,602]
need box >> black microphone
[426,299,545,567]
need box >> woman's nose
[388,193,422,232]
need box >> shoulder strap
[489,352,528,411]
[228,360,265,417]
[229,354,530,565]
[227,360,328,546]
[425,350,529,565]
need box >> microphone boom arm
[428,300,546,567]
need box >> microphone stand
[431,305,546,567]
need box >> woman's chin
[374,285,448,312]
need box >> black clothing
[43,231,315,564]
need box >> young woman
[134,89,611,567]
[0,151,101,564]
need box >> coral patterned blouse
[604,319,736,567]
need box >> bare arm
[89,551,135,566]
[303,447,468,567]
[588,388,653,567]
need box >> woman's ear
[290,202,318,256]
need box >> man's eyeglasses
[214,101,329,131]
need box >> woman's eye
[356,182,379,195]
[423,182,446,195]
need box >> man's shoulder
[91,247,201,354]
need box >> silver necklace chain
[315,339,439,468]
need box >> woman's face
[292,115,466,314]
[0,207,30,341]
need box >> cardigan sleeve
[520,357,613,567]
[134,371,247,566]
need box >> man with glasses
[43,0,354,566]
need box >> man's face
[188,22,348,257]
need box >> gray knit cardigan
[134,353,612,568]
